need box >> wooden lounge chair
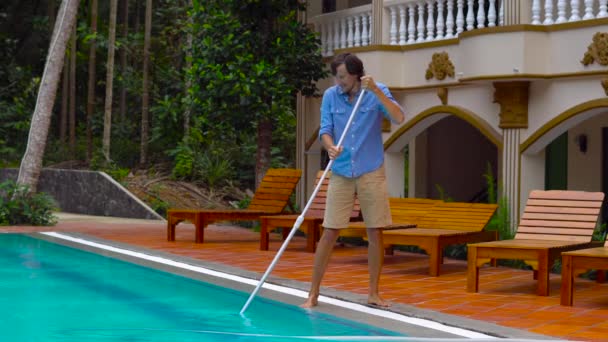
[337,197,441,239]
[167,168,302,243]
[381,202,499,276]
[561,237,608,306]
[259,171,360,252]
[467,190,605,296]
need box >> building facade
[297,0,608,231]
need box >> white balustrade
[382,0,506,46]
[311,0,606,56]
[539,0,606,25]
[311,5,372,56]
[488,0,497,27]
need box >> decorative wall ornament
[425,52,455,81]
[602,78,608,96]
[581,32,608,66]
[493,81,529,129]
[437,87,448,105]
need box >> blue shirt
[319,82,399,178]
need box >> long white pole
[240,89,367,315]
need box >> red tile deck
[3,217,608,341]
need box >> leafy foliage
[0,180,58,226]
[185,0,327,183]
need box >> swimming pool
[5,231,556,341]
[0,233,427,341]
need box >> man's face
[334,64,358,94]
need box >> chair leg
[537,251,550,296]
[260,218,269,251]
[467,246,479,292]
[560,255,574,306]
[195,213,206,243]
[167,217,178,241]
[306,221,316,253]
[429,243,440,277]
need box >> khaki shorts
[323,165,392,229]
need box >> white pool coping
[40,232,566,341]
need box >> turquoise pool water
[0,234,404,341]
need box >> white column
[408,3,416,43]
[502,128,521,235]
[347,16,354,47]
[543,0,554,24]
[389,6,398,45]
[446,0,455,38]
[417,1,426,42]
[354,15,361,47]
[488,0,497,27]
[569,0,581,21]
[426,0,436,41]
[477,0,486,28]
[437,0,446,39]
[334,21,340,52]
[456,0,465,34]
[583,0,595,20]
[326,23,333,56]
[531,0,541,24]
[600,0,608,18]
[361,14,370,46]
[340,18,347,48]
[499,0,504,25]
[556,0,568,23]
[466,0,475,31]
[371,0,384,44]
[399,5,407,45]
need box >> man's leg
[302,228,340,308]
[366,227,390,307]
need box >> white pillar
[502,129,521,234]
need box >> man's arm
[361,75,405,124]
[321,133,343,160]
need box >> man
[302,53,405,308]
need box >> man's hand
[360,75,379,93]
[327,145,343,160]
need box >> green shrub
[0,180,58,226]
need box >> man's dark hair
[330,53,364,79]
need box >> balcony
[310,0,608,57]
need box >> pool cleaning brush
[240,89,367,315]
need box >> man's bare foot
[368,295,390,308]
[301,296,318,308]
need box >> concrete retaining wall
[1,168,163,220]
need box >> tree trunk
[17,0,81,193]
[183,0,193,139]
[139,0,152,166]
[119,0,129,121]
[86,0,98,162]
[60,58,68,143]
[102,0,118,162]
[255,118,272,190]
[69,24,77,160]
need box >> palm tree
[17,0,81,193]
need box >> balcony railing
[310,0,608,57]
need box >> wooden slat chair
[561,237,608,306]
[467,190,605,296]
[167,168,302,243]
[381,202,498,276]
[259,171,360,253]
[337,197,441,239]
